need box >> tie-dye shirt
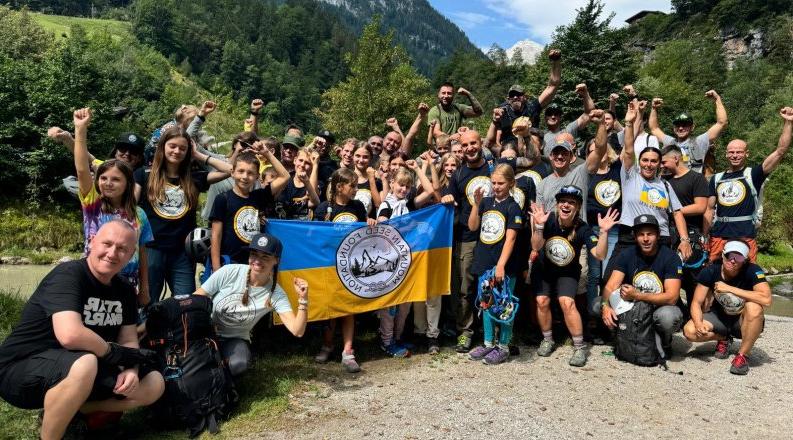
[79,185,153,289]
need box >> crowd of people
[0,49,790,439]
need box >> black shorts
[532,276,579,298]
[0,349,155,410]
[702,308,764,339]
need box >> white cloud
[482,0,672,43]
[449,11,493,29]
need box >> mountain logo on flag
[336,224,412,299]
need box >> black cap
[632,214,660,232]
[115,132,144,154]
[545,103,563,116]
[316,129,335,145]
[555,185,583,203]
[672,113,693,125]
[247,233,283,259]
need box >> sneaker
[715,338,731,359]
[381,342,410,358]
[537,339,556,357]
[468,345,495,361]
[396,340,416,351]
[569,347,588,367]
[455,334,472,353]
[483,347,510,365]
[730,353,749,375]
[427,337,440,355]
[341,351,361,373]
[314,345,333,363]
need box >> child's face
[353,148,370,170]
[163,136,189,165]
[491,172,512,199]
[338,181,357,200]
[261,171,277,186]
[233,161,259,191]
[294,153,312,177]
[392,179,411,200]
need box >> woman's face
[639,151,660,179]
[353,147,370,171]
[249,250,278,275]
[557,196,580,223]
[164,136,189,165]
[338,181,357,200]
[442,157,457,178]
[98,166,127,201]
[491,172,511,199]
[389,157,406,173]
[391,179,411,200]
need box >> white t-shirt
[619,165,683,237]
[201,264,292,341]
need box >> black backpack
[146,295,238,438]
[613,301,660,367]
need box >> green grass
[758,243,793,273]
[30,12,130,40]
[0,203,83,263]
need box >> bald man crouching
[0,220,164,439]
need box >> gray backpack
[613,301,660,367]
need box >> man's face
[383,132,402,154]
[634,226,659,255]
[508,92,525,112]
[604,113,615,131]
[550,147,572,172]
[673,123,693,140]
[438,86,454,107]
[340,143,355,167]
[314,137,328,156]
[725,140,748,169]
[281,145,297,166]
[545,112,561,129]
[88,223,135,280]
[459,131,482,164]
[661,154,678,175]
[722,251,746,274]
[368,136,384,156]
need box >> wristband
[534,224,544,230]
[250,111,260,116]
[298,305,308,311]
[204,156,211,166]
[679,238,691,243]
[601,298,609,307]
[298,299,309,305]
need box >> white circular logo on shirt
[545,236,574,266]
[647,188,664,205]
[214,293,257,327]
[355,188,373,213]
[480,210,506,244]
[510,187,526,209]
[334,212,359,223]
[233,207,260,243]
[336,225,411,299]
[152,183,188,219]
[517,170,543,188]
[594,180,620,207]
[716,181,746,207]
[633,271,663,294]
[465,176,493,206]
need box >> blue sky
[429,0,672,50]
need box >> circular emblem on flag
[336,224,412,299]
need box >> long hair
[556,198,582,242]
[325,167,357,220]
[436,153,460,188]
[241,263,278,306]
[147,127,198,209]
[353,142,372,172]
[94,159,137,219]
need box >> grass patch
[0,203,83,257]
[31,12,130,40]
[758,243,793,273]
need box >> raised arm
[621,101,638,170]
[538,49,562,107]
[277,278,310,337]
[608,93,624,131]
[704,90,728,142]
[575,83,596,129]
[402,103,429,155]
[260,145,291,197]
[529,202,550,252]
[762,106,793,175]
[457,87,483,117]
[72,108,94,197]
[191,143,232,183]
[648,98,668,140]
[249,99,263,134]
[586,109,607,172]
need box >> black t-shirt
[587,160,622,225]
[517,160,553,190]
[445,161,492,242]
[709,166,767,238]
[511,176,537,219]
[471,196,524,275]
[355,178,383,217]
[314,199,367,223]
[498,98,543,145]
[0,259,137,368]
[664,169,709,231]
[209,187,274,262]
[612,245,682,294]
[317,157,340,202]
[134,168,210,250]
[697,262,767,313]
[275,178,313,220]
[538,212,598,279]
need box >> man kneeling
[683,240,771,375]
[0,221,164,439]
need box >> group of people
[0,49,789,439]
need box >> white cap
[722,240,750,258]
[609,288,634,314]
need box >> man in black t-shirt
[683,240,771,375]
[601,215,684,360]
[0,221,163,439]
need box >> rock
[0,256,32,265]
[721,28,764,69]
[768,267,780,275]
[56,256,74,265]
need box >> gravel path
[257,316,793,439]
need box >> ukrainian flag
[266,204,453,321]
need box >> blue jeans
[146,247,196,303]
[586,226,618,315]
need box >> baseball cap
[550,140,574,153]
[508,84,525,95]
[545,103,563,115]
[672,113,694,125]
[632,214,660,231]
[316,129,335,145]
[723,240,749,261]
[247,233,283,259]
[555,185,583,203]
[282,135,301,149]
[115,132,144,154]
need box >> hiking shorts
[0,348,155,409]
[532,276,579,298]
[702,308,764,339]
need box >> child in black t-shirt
[276,148,321,220]
[466,164,523,365]
[529,185,617,367]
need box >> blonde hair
[491,163,516,188]
[390,167,415,188]
[175,104,198,125]
[436,153,460,188]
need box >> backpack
[713,167,763,227]
[146,295,238,438]
[613,301,660,367]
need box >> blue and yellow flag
[266,204,453,321]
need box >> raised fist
[575,83,588,95]
[652,98,664,109]
[705,90,720,101]
[624,101,638,123]
[366,166,377,178]
[638,100,648,112]
[492,107,504,122]
[294,277,309,299]
[385,117,398,128]
[589,109,604,124]
[47,126,74,145]
[200,100,216,117]
[73,108,91,130]
[623,84,637,97]
[548,49,561,61]
[780,106,793,122]
[609,93,620,102]
[251,98,264,112]
[417,102,430,115]
[457,87,470,96]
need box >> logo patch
[354,188,373,213]
[716,180,746,207]
[594,180,620,207]
[465,176,493,206]
[480,210,506,244]
[233,207,260,243]
[257,236,269,247]
[336,225,412,299]
[152,183,189,219]
[334,212,359,223]
[215,293,257,327]
[545,236,575,266]
[639,184,669,209]
[128,134,138,143]
[755,271,765,279]
[632,271,663,294]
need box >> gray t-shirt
[619,165,683,237]
[537,163,589,216]
[542,121,580,156]
[661,132,709,173]
[202,264,292,341]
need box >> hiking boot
[381,342,410,358]
[537,339,556,357]
[427,337,440,355]
[396,340,416,351]
[715,338,731,359]
[341,351,361,373]
[468,345,495,361]
[730,353,749,375]
[569,347,588,367]
[314,345,333,363]
[483,347,510,365]
[455,334,472,353]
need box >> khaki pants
[413,295,443,339]
[455,240,477,336]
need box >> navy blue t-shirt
[445,161,492,242]
[314,199,367,223]
[498,98,543,145]
[471,196,523,276]
[587,160,622,225]
[696,262,767,313]
[209,187,274,262]
[612,245,682,294]
[709,166,767,238]
[275,178,313,220]
[538,212,598,279]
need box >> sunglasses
[507,93,524,100]
[723,252,746,263]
